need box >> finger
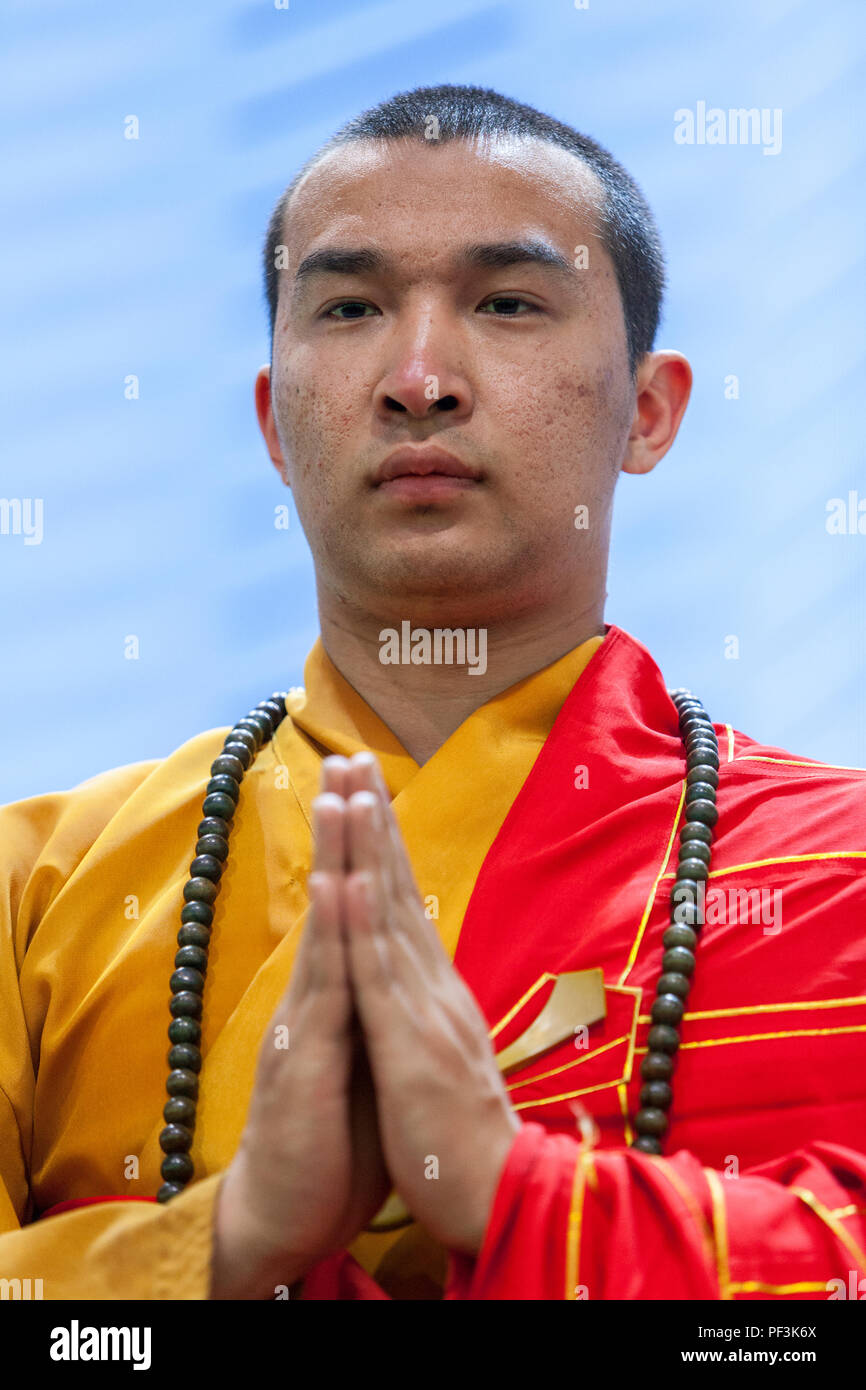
[345,790,441,977]
[312,791,348,874]
[303,868,348,998]
[288,793,346,998]
[342,865,393,1012]
[319,753,352,800]
[345,753,421,903]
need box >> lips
[372,446,481,485]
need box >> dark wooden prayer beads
[155,683,717,1201]
[632,690,720,1156]
[156,693,289,1202]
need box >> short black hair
[263,83,665,378]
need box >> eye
[477,296,538,316]
[324,301,379,320]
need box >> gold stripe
[489,972,556,1042]
[725,723,735,762]
[637,994,866,1025]
[830,1204,866,1220]
[791,1185,866,1273]
[584,1150,599,1195]
[513,1075,624,1110]
[729,1279,830,1296]
[565,1156,587,1300]
[733,754,866,773]
[704,1168,732,1299]
[617,1082,634,1146]
[635,1024,866,1054]
[618,783,686,986]
[505,1033,629,1091]
[660,850,866,879]
[650,1157,716,1271]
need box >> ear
[620,351,692,477]
[255,365,290,484]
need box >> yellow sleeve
[0,764,221,1299]
[0,1171,223,1299]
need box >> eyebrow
[292,238,578,298]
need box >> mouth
[372,445,483,488]
[375,473,480,502]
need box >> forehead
[280,136,606,272]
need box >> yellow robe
[0,633,603,1298]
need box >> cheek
[274,369,351,477]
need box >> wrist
[209,1168,310,1299]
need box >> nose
[373,305,473,422]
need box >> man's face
[260,135,639,627]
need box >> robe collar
[285,625,612,793]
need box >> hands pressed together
[211,751,520,1298]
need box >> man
[1,84,865,1301]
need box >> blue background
[2,0,864,801]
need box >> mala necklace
[155,685,718,1202]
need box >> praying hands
[210,751,519,1299]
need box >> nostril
[384,397,407,412]
[435,396,459,412]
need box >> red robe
[303,625,866,1299]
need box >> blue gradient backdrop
[2,0,864,800]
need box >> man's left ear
[620,351,692,477]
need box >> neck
[318,598,606,765]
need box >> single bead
[169,991,203,1020]
[210,753,245,782]
[657,971,691,999]
[168,1044,202,1073]
[180,902,213,928]
[183,876,218,906]
[687,799,718,828]
[161,1153,194,1184]
[195,834,229,862]
[170,967,204,996]
[647,1024,680,1054]
[662,945,696,976]
[681,716,714,739]
[231,720,263,749]
[268,692,288,716]
[156,1182,184,1203]
[175,944,208,973]
[177,922,211,949]
[672,878,702,907]
[159,1123,193,1154]
[679,820,713,845]
[640,1051,675,1081]
[189,854,222,884]
[639,1080,673,1110]
[206,774,240,804]
[164,1095,196,1125]
[685,781,717,805]
[197,815,230,841]
[662,924,698,952]
[632,1134,663,1155]
[651,993,685,1027]
[678,839,711,865]
[686,763,719,789]
[201,792,236,821]
[686,746,720,771]
[168,1016,201,1046]
[634,1106,669,1137]
[166,1067,199,1099]
[257,698,285,724]
[670,899,700,929]
[677,857,709,882]
[222,737,254,768]
[247,711,274,739]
